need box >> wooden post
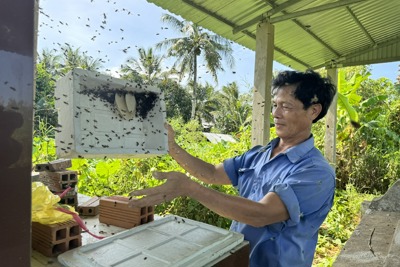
[251,21,274,147]
[324,68,338,166]
[0,0,37,265]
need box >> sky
[38,0,399,92]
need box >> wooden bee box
[54,68,168,159]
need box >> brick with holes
[99,196,154,228]
[77,196,100,216]
[38,170,78,193]
[31,219,81,257]
[35,159,72,172]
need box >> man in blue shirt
[129,70,336,266]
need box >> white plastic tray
[58,215,244,267]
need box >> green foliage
[159,80,192,122]
[313,185,376,266]
[335,68,400,193]
[34,63,58,131]
[32,119,57,164]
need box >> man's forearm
[169,141,222,184]
[187,181,286,227]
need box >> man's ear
[309,103,322,120]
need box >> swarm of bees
[54,69,167,159]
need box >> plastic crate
[58,215,244,267]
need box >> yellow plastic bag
[32,182,75,224]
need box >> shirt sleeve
[269,167,335,227]
[223,145,264,187]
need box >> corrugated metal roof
[146,0,400,70]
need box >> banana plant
[336,69,369,129]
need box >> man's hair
[272,70,337,123]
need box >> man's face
[272,85,317,141]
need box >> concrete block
[99,196,154,228]
[383,220,400,267]
[77,196,100,216]
[32,219,81,257]
[333,210,400,267]
[55,68,168,159]
[35,159,72,172]
[38,170,78,192]
[369,179,400,212]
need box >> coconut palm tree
[60,45,103,73]
[213,82,252,133]
[80,54,103,71]
[37,48,61,75]
[120,47,168,85]
[156,14,235,119]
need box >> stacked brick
[99,196,154,228]
[33,159,82,257]
[35,159,79,209]
[32,219,82,257]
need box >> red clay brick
[77,196,100,216]
[59,190,78,209]
[99,196,154,228]
[35,159,72,172]
[32,219,81,257]
[39,170,78,192]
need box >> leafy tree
[156,14,235,119]
[158,79,192,122]
[34,62,57,133]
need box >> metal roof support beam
[241,30,311,69]
[270,0,367,23]
[274,46,311,69]
[292,19,340,57]
[314,35,400,69]
[234,1,342,64]
[182,0,238,28]
[181,0,311,70]
[267,0,302,16]
[345,6,376,45]
[325,68,338,166]
[251,21,274,146]
[233,0,301,34]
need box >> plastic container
[58,215,244,267]
[55,68,167,158]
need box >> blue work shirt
[223,136,335,267]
